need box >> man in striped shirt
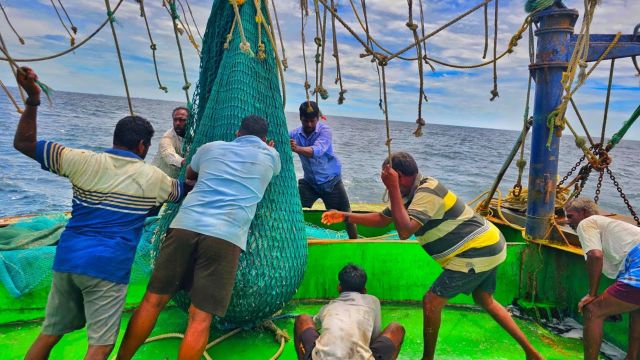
[13,67,185,360]
[322,152,541,360]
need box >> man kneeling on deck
[322,152,543,360]
[294,264,405,360]
[117,115,281,360]
[564,198,640,360]
[14,68,186,360]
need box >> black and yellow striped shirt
[382,176,506,272]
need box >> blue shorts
[617,243,640,289]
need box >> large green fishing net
[152,0,308,328]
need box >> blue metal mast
[526,1,640,239]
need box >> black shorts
[147,228,241,316]
[299,177,351,211]
[430,267,498,299]
[299,327,396,360]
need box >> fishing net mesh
[0,215,159,298]
[152,0,308,328]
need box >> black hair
[382,151,419,176]
[299,100,320,120]
[172,106,189,117]
[239,115,268,138]
[113,116,155,150]
[338,264,367,293]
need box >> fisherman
[116,115,281,360]
[322,152,543,360]
[290,100,357,239]
[14,67,186,360]
[294,264,405,360]
[563,198,640,360]
[151,106,189,178]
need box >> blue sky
[1,0,639,138]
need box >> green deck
[1,303,589,360]
[0,209,629,358]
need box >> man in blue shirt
[14,68,185,360]
[117,115,281,360]
[290,100,357,239]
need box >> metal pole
[525,3,578,239]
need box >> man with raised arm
[564,198,640,360]
[152,106,189,178]
[294,264,405,360]
[14,67,186,360]
[117,115,281,360]
[322,152,543,360]
[290,100,357,239]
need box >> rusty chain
[594,169,604,204]
[606,167,640,225]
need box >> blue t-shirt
[35,140,185,284]
[170,136,281,250]
[289,122,342,185]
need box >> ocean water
[1,90,639,218]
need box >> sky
[0,0,639,139]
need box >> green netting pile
[0,214,159,298]
[152,0,307,328]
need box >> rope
[137,0,168,93]
[268,0,287,69]
[312,0,329,101]
[346,0,416,62]
[261,320,291,360]
[182,0,203,41]
[230,0,253,57]
[385,0,493,63]
[56,0,77,34]
[0,78,22,113]
[315,0,379,63]
[168,0,192,105]
[407,0,427,137]
[0,0,125,63]
[330,0,345,104]
[104,0,134,116]
[489,0,499,101]
[176,0,201,56]
[569,98,595,148]
[0,1,24,44]
[380,64,392,161]
[300,4,311,101]
[142,327,244,360]
[50,0,75,46]
[482,3,488,59]
[359,0,384,114]
[546,30,621,148]
[0,31,26,103]
[600,59,615,144]
[261,0,287,107]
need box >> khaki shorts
[42,272,127,345]
[147,228,241,316]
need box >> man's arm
[290,126,332,158]
[578,249,604,312]
[322,210,392,228]
[290,139,314,158]
[381,165,422,239]
[13,67,41,160]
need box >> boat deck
[1,302,590,359]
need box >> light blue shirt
[170,136,281,250]
[289,122,342,185]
